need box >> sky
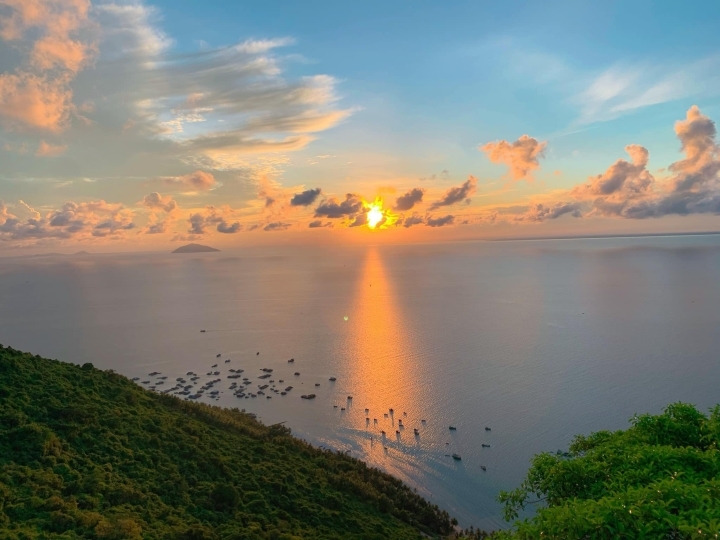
[1,0,720,253]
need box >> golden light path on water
[324,248,468,506]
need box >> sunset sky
[1,0,720,252]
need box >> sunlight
[363,197,398,230]
[367,204,384,228]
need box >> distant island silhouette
[73,251,91,256]
[171,243,220,253]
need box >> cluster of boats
[133,348,494,471]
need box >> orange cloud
[0,0,95,132]
[35,140,67,157]
[164,170,217,191]
[0,73,74,132]
[481,135,547,181]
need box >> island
[171,243,220,253]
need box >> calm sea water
[2,236,720,530]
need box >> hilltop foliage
[0,345,455,540]
[496,402,720,539]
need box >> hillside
[171,244,220,253]
[0,345,455,539]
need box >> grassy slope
[0,345,455,540]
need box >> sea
[2,235,719,531]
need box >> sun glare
[363,197,397,230]
[367,204,384,228]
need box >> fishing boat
[452,454,461,460]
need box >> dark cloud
[522,202,583,222]
[349,212,368,227]
[291,188,322,206]
[187,206,241,234]
[263,221,291,231]
[314,194,363,218]
[394,188,425,211]
[308,219,331,228]
[429,176,477,210]
[426,215,454,227]
[0,200,137,242]
[217,221,241,233]
[402,214,424,228]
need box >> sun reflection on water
[340,248,437,481]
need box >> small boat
[389,408,394,413]
[301,394,316,399]
[333,405,338,408]
[421,419,426,423]
[414,428,419,435]
[485,427,491,431]
[403,412,407,416]
[482,444,490,448]
[364,408,369,413]
[329,377,336,381]
[315,383,320,386]
[212,364,217,368]
[216,354,221,358]
[256,352,260,355]
[225,359,230,363]
[200,330,206,333]
[395,430,400,435]
[288,358,295,363]
[480,465,487,471]
[449,426,457,430]
[347,395,353,400]
[294,372,300,376]
[452,454,461,460]
[341,407,345,411]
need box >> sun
[367,204,384,228]
[361,196,397,229]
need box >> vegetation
[496,402,720,539]
[4,343,718,540]
[0,345,455,539]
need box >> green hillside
[0,345,455,540]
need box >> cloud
[402,214,424,228]
[429,176,477,210]
[517,105,720,221]
[0,1,353,187]
[263,221,290,231]
[426,215,454,227]
[394,188,425,211]
[575,58,720,124]
[35,140,68,157]
[308,219,331,228]
[349,212,367,227]
[164,170,216,191]
[571,144,653,202]
[290,188,322,206]
[187,205,241,234]
[521,202,583,222]
[0,199,136,242]
[217,221,241,233]
[0,0,96,132]
[314,193,363,218]
[480,135,546,180]
[142,192,178,213]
